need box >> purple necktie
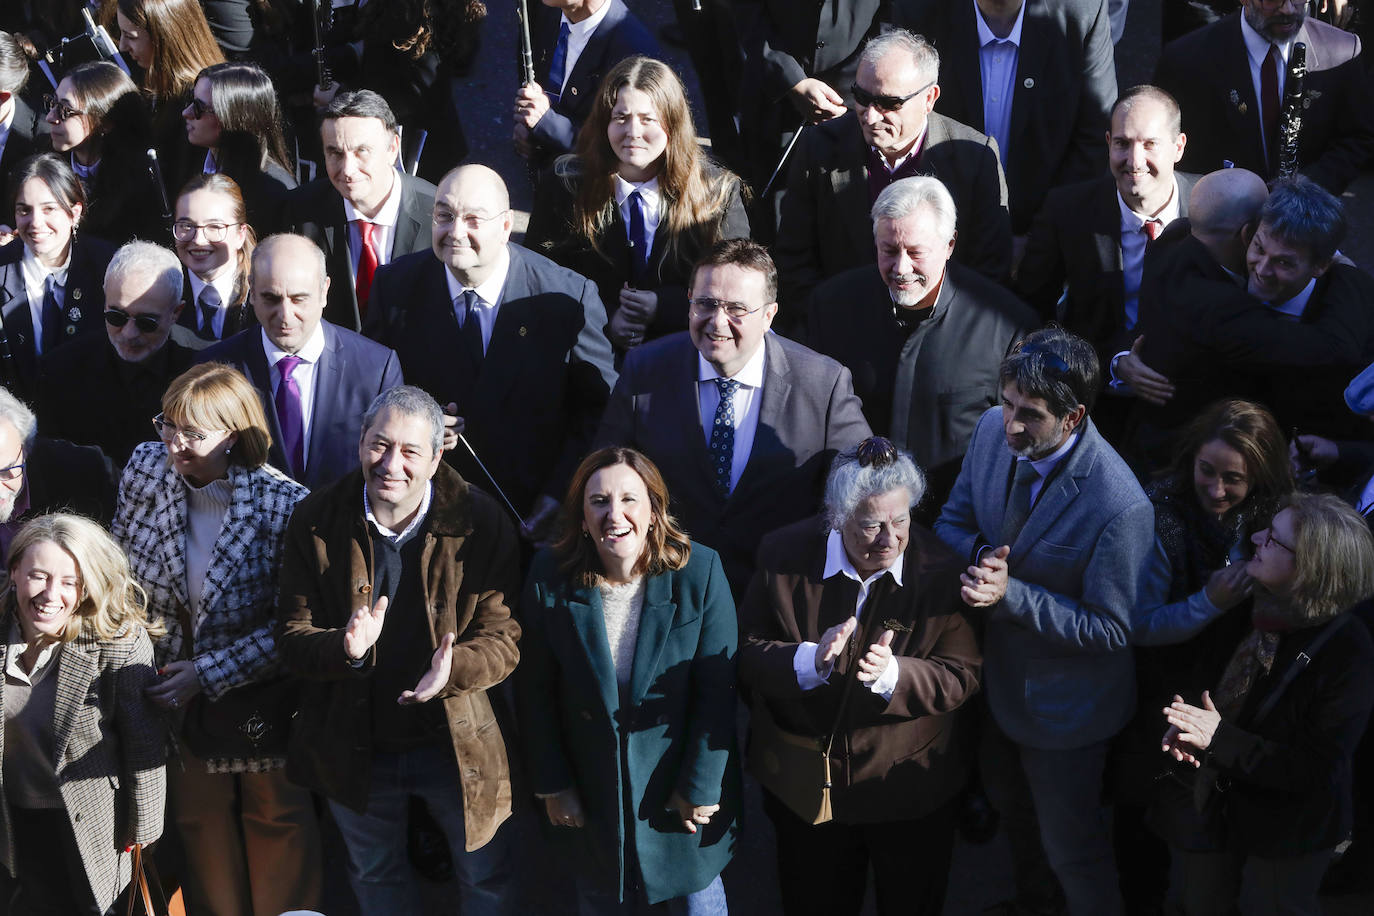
[275,355,304,477]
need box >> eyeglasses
[688,297,765,321]
[1263,530,1296,553]
[172,220,241,242]
[433,209,508,230]
[0,459,25,482]
[43,95,85,121]
[185,97,214,120]
[104,309,163,333]
[152,414,220,445]
[856,437,898,468]
[850,80,935,114]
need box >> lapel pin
[71,288,82,300]
[1239,102,1248,114]
[881,619,913,634]
[66,325,76,335]
[67,307,82,322]
[570,86,578,96]
[1022,77,1034,89]
[519,326,528,336]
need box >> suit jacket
[0,235,116,400]
[1155,12,1374,193]
[197,321,404,492]
[737,517,981,822]
[0,619,166,914]
[286,172,437,332]
[529,0,659,158]
[775,110,1012,316]
[1016,172,1197,368]
[738,0,886,102]
[594,332,872,596]
[516,545,740,903]
[24,437,117,524]
[934,411,1155,749]
[0,96,44,214]
[365,244,617,516]
[113,441,310,699]
[277,463,520,848]
[896,0,1118,233]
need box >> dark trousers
[762,790,957,916]
[1,807,105,915]
[1176,846,1333,915]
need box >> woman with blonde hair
[173,173,258,341]
[0,513,167,914]
[113,362,321,916]
[526,55,749,352]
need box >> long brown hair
[176,172,257,306]
[552,447,691,588]
[198,61,293,175]
[564,56,739,270]
[1169,399,1294,516]
[117,0,225,101]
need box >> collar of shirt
[871,122,929,174]
[363,479,433,544]
[1269,276,1317,318]
[892,267,950,328]
[976,0,1026,47]
[564,1,613,55]
[261,320,327,370]
[614,174,661,212]
[1117,177,1181,232]
[5,621,62,687]
[444,243,512,310]
[1240,13,1294,71]
[188,269,237,311]
[70,153,97,181]
[823,527,905,590]
[1024,429,1080,481]
[342,169,403,229]
[696,340,767,388]
[21,244,72,299]
[202,149,218,175]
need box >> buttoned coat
[934,410,1154,749]
[113,441,309,699]
[276,463,521,849]
[0,618,167,914]
[0,96,44,216]
[515,545,740,903]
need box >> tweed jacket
[113,441,309,700]
[0,619,167,913]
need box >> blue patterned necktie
[459,289,485,365]
[627,190,650,284]
[40,274,63,354]
[547,20,571,103]
[709,378,741,498]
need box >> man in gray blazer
[595,239,872,597]
[935,328,1154,916]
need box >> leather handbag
[181,677,298,760]
[125,843,170,916]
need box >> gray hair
[0,387,36,450]
[252,233,328,292]
[1258,175,1346,265]
[858,28,940,89]
[871,176,958,243]
[105,240,183,305]
[362,385,444,455]
[824,441,926,530]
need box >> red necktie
[1261,44,1280,170]
[355,220,379,316]
[1142,218,1162,242]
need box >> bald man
[364,164,617,540]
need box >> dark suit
[896,0,1118,234]
[594,332,872,596]
[1155,12,1374,193]
[197,321,403,491]
[808,261,1034,516]
[24,437,117,524]
[775,111,1012,318]
[528,0,659,160]
[365,244,617,517]
[0,96,44,214]
[0,236,117,401]
[286,172,436,332]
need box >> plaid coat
[0,619,167,913]
[114,442,309,700]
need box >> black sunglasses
[856,436,899,468]
[186,97,213,120]
[851,80,934,113]
[104,308,163,333]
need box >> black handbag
[181,678,298,759]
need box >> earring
[224,445,232,455]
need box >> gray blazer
[934,408,1154,750]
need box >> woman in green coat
[517,446,740,913]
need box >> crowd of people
[0,0,1370,915]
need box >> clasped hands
[543,788,719,834]
[1161,690,1222,768]
[814,617,896,684]
[345,595,456,705]
[961,545,1010,608]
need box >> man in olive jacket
[277,385,521,916]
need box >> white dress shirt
[792,529,905,700]
[613,175,662,247]
[20,246,71,355]
[696,344,767,494]
[444,245,513,353]
[187,270,238,338]
[1117,178,1182,330]
[1240,14,1294,160]
[262,322,327,466]
[975,0,1026,167]
[343,170,403,277]
[559,0,614,89]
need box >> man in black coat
[0,36,44,215]
[1154,0,1374,193]
[775,29,1011,320]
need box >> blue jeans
[328,744,511,916]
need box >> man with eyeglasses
[365,164,616,543]
[775,29,1011,322]
[934,327,1154,916]
[35,240,197,468]
[596,238,871,598]
[1155,0,1374,194]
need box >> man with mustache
[1155,0,1374,193]
[807,176,1034,520]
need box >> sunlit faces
[358,406,442,522]
[1248,507,1298,594]
[853,53,937,163]
[44,78,93,152]
[1001,381,1083,460]
[14,178,81,269]
[1193,438,1252,520]
[688,263,777,379]
[182,77,222,149]
[104,267,181,363]
[250,238,328,354]
[0,419,25,525]
[1246,223,1328,305]
[582,462,653,582]
[1242,0,1306,42]
[840,487,912,579]
[430,169,513,287]
[174,188,248,282]
[1107,98,1185,213]
[13,539,82,647]
[322,116,400,217]
[875,207,953,309]
[161,412,236,488]
[607,87,668,183]
[116,10,154,70]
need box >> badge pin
[67,307,82,322]
[1023,77,1034,89]
[519,326,528,336]
[71,288,82,300]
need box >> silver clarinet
[1276,42,1306,179]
